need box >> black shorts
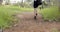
[33,1,42,8]
[33,1,39,8]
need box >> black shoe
[34,16,37,20]
[36,13,37,16]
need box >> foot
[34,13,37,20]
[36,13,37,16]
[34,16,37,20]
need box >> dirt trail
[4,12,60,32]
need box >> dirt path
[4,12,60,32]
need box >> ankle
[36,13,37,16]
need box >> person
[33,0,42,19]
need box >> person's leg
[34,8,38,19]
[33,1,38,19]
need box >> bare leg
[34,8,38,19]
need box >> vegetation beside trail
[0,5,60,29]
[40,6,60,21]
[0,5,33,29]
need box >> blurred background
[0,0,60,30]
[0,0,60,8]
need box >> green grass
[0,5,33,29]
[0,5,60,29]
[40,6,60,20]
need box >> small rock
[0,29,3,32]
[13,24,18,27]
